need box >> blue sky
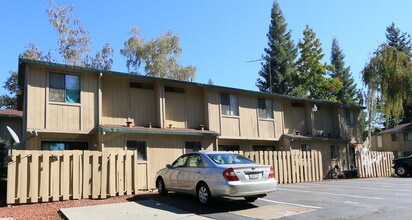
[1,0,412,97]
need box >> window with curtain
[258,98,273,119]
[49,72,80,103]
[221,93,239,116]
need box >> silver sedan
[155,151,277,204]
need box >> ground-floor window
[253,145,275,151]
[218,145,240,151]
[403,151,412,157]
[126,140,147,161]
[331,145,339,160]
[185,141,201,153]
[301,144,311,152]
[41,141,88,150]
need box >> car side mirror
[166,164,172,169]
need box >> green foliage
[121,27,196,81]
[330,38,359,104]
[292,25,342,101]
[362,45,412,128]
[256,1,297,94]
[0,71,18,109]
[47,0,113,69]
[386,23,412,56]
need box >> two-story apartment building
[17,59,363,185]
[371,122,412,158]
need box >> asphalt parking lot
[133,177,412,220]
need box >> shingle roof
[0,109,23,118]
[375,122,412,135]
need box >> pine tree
[256,1,297,94]
[330,38,358,104]
[386,23,412,56]
[293,25,341,101]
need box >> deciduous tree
[121,27,196,81]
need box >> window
[165,86,185,93]
[391,133,399,141]
[403,151,412,157]
[208,153,254,164]
[377,135,383,148]
[331,145,339,160]
[129,82,154,90]
[49,73,80,103]
[291,102,305,108]
[185,141,201,153]
[187,154,203,168]
[345,109,356,127]
[127,140,147,161]
[221,93,239,116]
[404,132,412,141]
[301,144,311,152]
[219,145,240,151]
[258,98,274,119]
[253,145,275,151]
[171,155,189,168]
[41,141,88,150]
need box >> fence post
[7,153,17,205]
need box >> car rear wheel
[156,178,168,195]
[244,196,258,202]
[395,165,409,177]
[197,183,212,204]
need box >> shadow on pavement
[127,192,259,215]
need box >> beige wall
[283,101,309,135]
[372,132,412,157]
[102,133,215,188]
[26,65,98,133]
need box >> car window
[171,155,189,168]
[187,154,203,168]
[208,154,254,164]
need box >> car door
[178,154,204,191]
[164,154,189,190]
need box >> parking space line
[259,198,323,209]
[302,182,411,192]
[277,188,383,200]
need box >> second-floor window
[404,132,412,141]
[258,98,273,119]
[221,93,239,116]
[391,133,399,141]
[345,109,356,127]
[49,72,80,103]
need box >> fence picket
[92,152,100,199]
[30,152,39,203]
[7,154,17,204]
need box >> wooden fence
[355,150,394,178]
[235,150,323,184]
[7,149,322,205]
[7,150,147,205]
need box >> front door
[349,147,356,170]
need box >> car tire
[244,196,258,202]
[395,165,409,177]
[197,183,212,205]
[156,178,168,195]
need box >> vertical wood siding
[165,91,186,128]
[129,87,156,126]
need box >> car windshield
[208,153,255,164]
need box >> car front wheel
[156,177,168,195]
[395,165,409,177]
[197,183,212,204]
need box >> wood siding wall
[26,66,97,133]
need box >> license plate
[249,173,259,179]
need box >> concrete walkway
[60,199,210,220]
